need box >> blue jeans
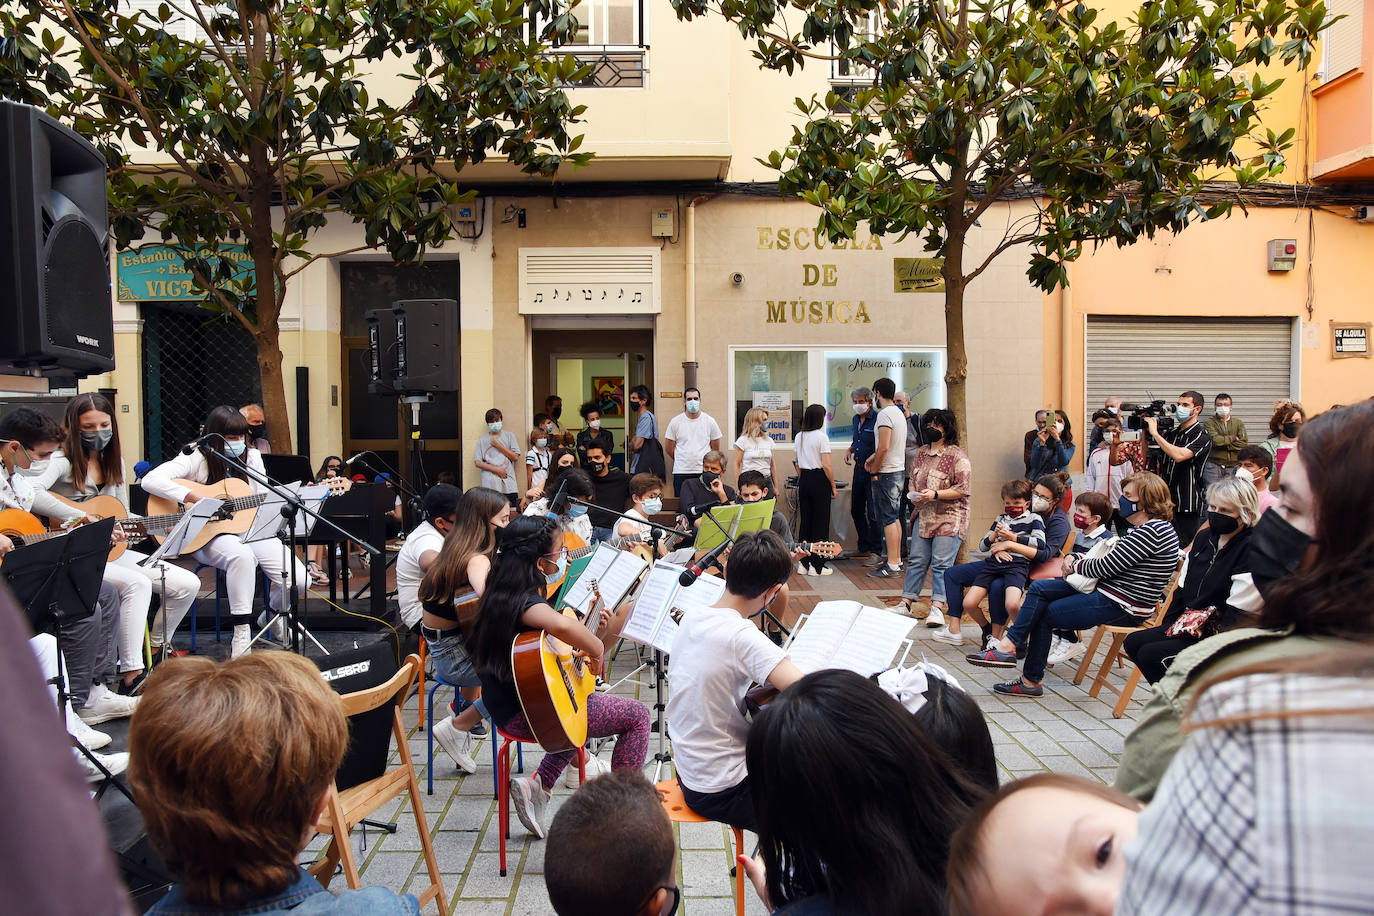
[944,561,1006,626]
[902,534,962,603]
[849,467,883,553]
[425,628,481,688]
[1004,578,1083,648]
[872,470,904,527]
[1021,590,1142,684]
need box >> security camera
[730,272,744,286]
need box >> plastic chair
[426,673,520,796]
[497,731,584,877]
[655,779,746,916]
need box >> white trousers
[29,633,80,735]
[110,551,202,649]
[192,534,307,625]
[99,560,152,674]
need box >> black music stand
[262,453,315,486]
[2,519,130,800]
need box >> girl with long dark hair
[142,405,308,659]
[793,404,836,576]
[37,393,201,688]
[468,515,648,840]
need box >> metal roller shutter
[1084,316,1295,437]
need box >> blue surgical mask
[685,399,700,414]
[642,497,663,515]
[1174,405,1192,422]
[536,437,548,449]
[224,440,247,458]
[544,552,568,585]
[489,421,503,434]
[568,505,588,518]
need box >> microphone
[181,433,225,455]
[680,541,731,586]
[686,499,722,520]
[546,480,570,518]
[343,452,370,465]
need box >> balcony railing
[532,0,648,87]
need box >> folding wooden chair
[1073,559,1185,718]
[309,654,448,914]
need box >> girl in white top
[525,425,552,500]
[733,407,779,493]
[141,405,308,659]
[793,405,836,575]
[38,394,201,688]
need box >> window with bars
[531,0,648,88]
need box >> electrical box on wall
[1267,238,1297,272]
[651,208,675,238]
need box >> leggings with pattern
[500,692,650,789]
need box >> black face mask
[1207,511,1241,536]
[922,422,942,442]
[590,461,605,473]
[700,471,720,486]
[551,406,563,420]
[1248,509,1312,595]
[249,423,266,439]
[1282,421,1301,439]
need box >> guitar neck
[139,492,269,534]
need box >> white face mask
[1031,495,1051,513]
[1216,405,1231,418]
[1106,406,1119,415]
[1234,466,1255,484]
[17,458,49,477]
[589,419,601,430]
[1053,422,1065,434]
[853,403,870,415]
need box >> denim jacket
[148,868,420,915]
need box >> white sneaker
[1047,635,1063,659]
[562,753,611,788]
[930,627,967,646]
[78,685,139,725]
[68,714,112,750]
[509,774,550,839]
[1048,638,1087,667]
[230,625,252,659]
[987,634,1003,652]
[817,565,835,576]
[925,608,946,629]
[74,747,129,783]
[432,717,478,774]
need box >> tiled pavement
[306,554,1152,914]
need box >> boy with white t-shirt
[865,377,908,577]
[666,530,802,831]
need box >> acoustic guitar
[1,503,152,566]
[42,493,136,561]
[512,578,604,752]
[145,476,350,556]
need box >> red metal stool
[655,779,746,915]
[496,730,585,877]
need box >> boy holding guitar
[467,515,649,840]
[666,530,803,832]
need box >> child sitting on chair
[961,479,1045,630]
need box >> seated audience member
[240,403,270,453]
[667,531,802,832]
[524,465,596,545]
[910,674,999,794]
[1084,415,1135,508]
[676,449,737,526]
[742,669,987,913]
[1122,477,1257,684]
[584,442,632,539]
[959,479,1046,635]
[946,773,1143,916]
[1044,490,1117,667]
[615,473,665,547]
[1116,402,1373,801]
[1118,648,1374,914]
[546,770,678,916]
[130,652,421,914]
[970,472,1179,698]
[469,517,649,839]
[1234,444,1278,514]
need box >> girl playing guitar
[141,405,308,659]
[467,515,649,840]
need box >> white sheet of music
[785,600,916,676]
[562,544,623,614]
[573,548,648,619]
[620,562,683,650]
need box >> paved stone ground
[296,554,1151,914]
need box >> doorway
[531,328,653,471]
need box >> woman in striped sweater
[982,472,1180,698]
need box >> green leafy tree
[2,0,589,452]
[669,0,1326,431]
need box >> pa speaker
[393,299,458,392]
[316,641,400,792]
[365,306,398,394]
[0,101,114,378]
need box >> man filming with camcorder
[1140,390,1211,545]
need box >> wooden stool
[655,779,746,916]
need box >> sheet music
[563,545,647,619]
[560,543,619,613]
[784,600,916,676]
[141,497,224,565]
[785,600,863,673]
[620,562,683,649]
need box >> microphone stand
[349,450,423,521]
[212,446,381,655]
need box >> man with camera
[1143,389,1212,544]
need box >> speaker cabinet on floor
[0,101,114,377]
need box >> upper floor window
[1322,0,1364,82]
[829,11,882,86]
[532,0,648,88]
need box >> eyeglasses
[542,548,569,560]
[636,886,680,916]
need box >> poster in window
[591,377,625,416]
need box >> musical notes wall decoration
[518,247,661,315]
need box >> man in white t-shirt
[864,377,908,578]
[474,408,521,503]
[666,530,802,831]
[663,386,722,497]
[394,484,460,629]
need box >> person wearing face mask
[843,387,882,560]
[1233,444,1279,514]
[1085,415,1136,512]
[474,407,521,506]
[1022,410,1049,478]
[469,516,649,839]
[576,401,616,470]
[1088,396,1124,453]
[543,395,574,448]
[1144,389,1212,544]
[1121,477,1258,684]
[616,473,666,549]
[238,403,270,454]
[1201,392,1247,487]
[525,414,553,502]
[946,773,1144,916]
[1027,410,1075,482]
[142,405,309,660]
[1116,402,1371,802]
[39,394,201,692]
[1259,400,1304,486]
[583,443,632,539]
[664,387,722,497]
[898,408,972,624]
[523,464,596,545]
[626,385,665,479]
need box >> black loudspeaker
[365,306,398,394]
[0,101,114,377]
[393,299,458,392]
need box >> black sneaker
[867,564,901,578]
[993,679,1044,698]
[468,722,487,737]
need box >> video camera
[1121,400,1175,435]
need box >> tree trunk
[253,322,294,455]
[941,223,969,441]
